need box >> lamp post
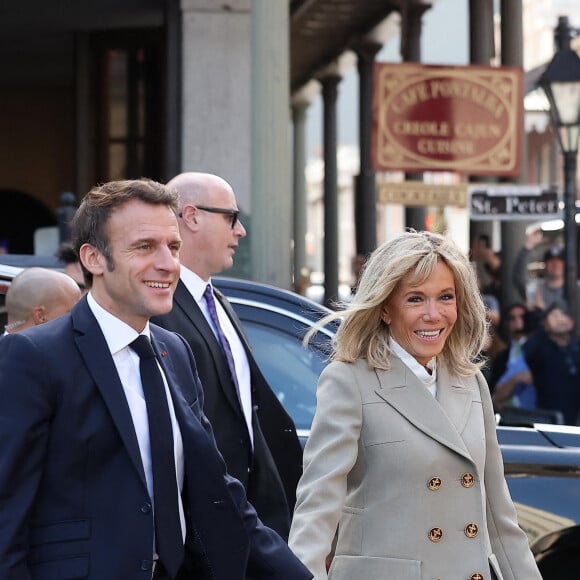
[539,15,580,332]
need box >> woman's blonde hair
[308,230,487,377]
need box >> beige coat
[289,357,542,580]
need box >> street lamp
[539,15,580,331]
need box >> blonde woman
[289,230,541,580]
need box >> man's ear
[79,243,105,276]
[180,205,199,228]
[32,306,47,325]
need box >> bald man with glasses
[153,172,303,540]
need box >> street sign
[377,181,467,206]
[468,185,561,221]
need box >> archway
[0,190,56,254]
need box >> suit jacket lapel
[72,299,146,487]
[374,357,473,462]
[214,288,251,346]
[150,332,193,423]
[173,281,242,413]
[214,288,262,382]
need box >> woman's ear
[381,308,390,325]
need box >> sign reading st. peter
[372,63,523,175]
[469,185,560,221]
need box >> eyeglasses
[179,205,239,229]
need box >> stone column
[180,0,252,278]
[250,0,291,287]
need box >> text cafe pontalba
[371,62,523,177]
[390,81,505,157]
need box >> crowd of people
[0,176,559,578]
[472,227,580,427]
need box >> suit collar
[71,298,147,486]
[374,356,474,461]
[173,280,247,414]
[179,264,208,302]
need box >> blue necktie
[130,335,184,577]
[203,284,242,403]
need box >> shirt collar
[180,264,211,304]
[389,337,437,387]
[86,291,148,355]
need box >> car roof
[213,275,335,324]
[0,254,62,269]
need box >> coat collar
[373,356,475,461]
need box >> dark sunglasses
[179,205,239,229]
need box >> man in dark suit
[153,172,303,540]
[0,179,312,579]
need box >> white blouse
[389,337,437,397]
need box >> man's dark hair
[55,241,79,266]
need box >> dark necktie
[203,284,242,402]
[130,335,184,577]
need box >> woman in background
[289,230,541,580]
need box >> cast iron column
[401,1,428,230]
[563,149,579,328]
[354,41,382,257]
[292,99,309,292]
[499,0,527,309]
[321,74,341,307]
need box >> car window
[240,319,329,431]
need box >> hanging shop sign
[372,62,523,176]
[468,185,561,220]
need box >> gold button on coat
[427,476,442,490]
[428,527,443,542]
[461,472,475,488]
[465,523,479,538]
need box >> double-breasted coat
[288,356,542,580]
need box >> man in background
[513,229,580,322]
[55,240,88,293]
[153,172,303,539]
[523,301,580,425]
[490,303,537,412]
[4,266,81,333]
